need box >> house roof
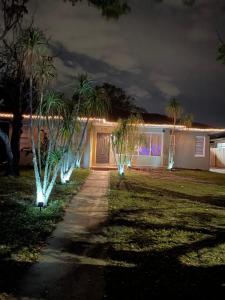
[210,132,225,141]
[0,112,225,133]
[107,112,215,129]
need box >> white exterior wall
[132,127,165,168]
[174,131,210,170]
[4,119,211,171]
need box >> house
[0,112,225,171]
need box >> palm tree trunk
[76,119,89,162]
[11,113,23,176]
[168,114,176,170]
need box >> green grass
[0,168,89,293]
[103,170,225,299]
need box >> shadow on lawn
[1,175,225,299]
[56,219,225,300]
[125,182,225,208]
[1,213,225,299]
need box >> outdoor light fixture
[37,201,44,211]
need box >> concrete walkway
[18,171,109,300]
[210,168,225,174]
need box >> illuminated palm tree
[60,74,110,183]
[111,115,142,176]
[34,91,67,205]
[18,27,65,205]
[165,98,183,170]
[33,55,57,179]
[75,76,110,166]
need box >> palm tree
[182,114,193,129]
[34,55,57,175]
[165,98,183,170]
[75,76,110,165]
[111,115,142,176]
[19,26,47,116]
[18,26,64,205]
[33,91,67,205]
[60,74,110,184]
[60,74,93,183]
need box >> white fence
[210,148,225,168]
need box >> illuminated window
[138,146,150,156]
[138,133,151,156]
[138,133,162,157]
[195,136,205,157]
[151,134,162,156]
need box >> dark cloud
[29,0,225,126]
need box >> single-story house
[1,112,225,171]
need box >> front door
[96,133,110,164]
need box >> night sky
[29,0,225,126]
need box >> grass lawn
[0,168,89,295]
[103,169,225,299]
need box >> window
[195,136,205,157]
[138,133,162,157]
[217,142,225,148]
[151,134,162,156]
[138,133,151,156]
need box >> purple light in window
[151,145,161,156]
[139,146,150,156]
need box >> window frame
[138,133,163,157]
[195,135,206,158]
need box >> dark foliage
[95,83,146,120]
[64,0,130,19]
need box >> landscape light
[37,202,44,211]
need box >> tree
[153,0,195,7]
[111,115,143,176]
[0,0,28,41]
[182,113,193,129]
[0,127,13,173]
[0,100,13,174]
[95,83,145,120]
[64,0,130,19]
[0,1,29,175]
[32,91,69,205]
[0,0,129,175]
[217,43,225,65]
[0,25,48,176]
[16,26,66,205]
[60,74,110,184]
[165,98,183,170]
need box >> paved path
[210,168,225,174]
[18,171,109,300]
